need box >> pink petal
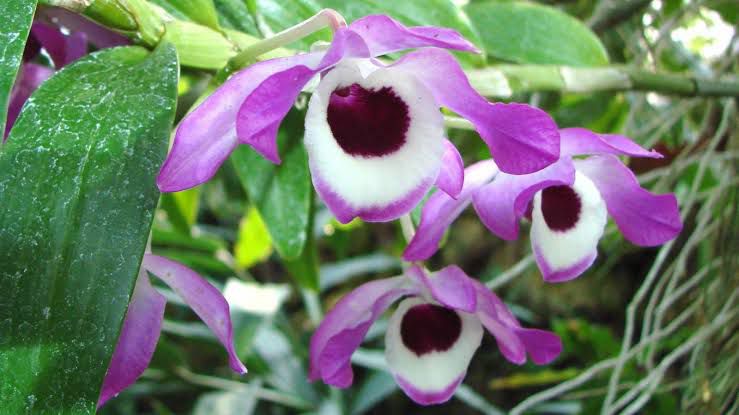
[30,23,68,68]
[142,254,247,374]
[403,160,498,261]
[514,328,562,365]
[407,265,476,313]
[472,158,575,241]
[347,14,479,56]
[435,139,464,198]
[5,63,54,139]
[235,30,371,163]
[41,7,129,49]
[63,31,88,65]
[98,271,165,407]
[309,276,416,387]
[389,48,560,175]
[575,155,682,246]
[471,281,526,364]
[560,127,663,159]
[157,52,323,191]
[472,281,562,365]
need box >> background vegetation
[1,0,737,414]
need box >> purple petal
[142,254,247,374]
[471,281,526,364]
[472,158,575,241]
[30,23,67,68]
[30,23,86,68]
[560,127,662,159]
[157,52,322,191]
[435,139,464,198]
[407,265,476,313]
[236,30,371,163]
[389,48,559,174]
[309,276,416,387]
[347,14,479,56]
[515,328,562,364]
[575,155,682,246]
[472,282,562,364]
[41,7,129,49]
[5,63,54,139]
[63,31,88,65]
[98,271,165,407]
[403,160,498,261]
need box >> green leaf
[0,0,36,136]
[213,0,259,34]
[464,0,608,66]
[160,187,200,235]
[230,109,311,260]
[256,0,485,66]
[166,0,221,29]
[235,206,273,269]
[350,371,397,415]
[283,201,319,291]
[0,44,178,414]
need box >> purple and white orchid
[404,128,683,282]
[309,265,561,405]
[156,12,560,223]
[98,254,246,406]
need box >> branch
[588,0,652,33]
[467,65,739,98]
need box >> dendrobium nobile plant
[0,4,687,411]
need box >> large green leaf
[0,44,178,414]
[230,109,311,261]
[0,0,36,135]
[258,0,485,66]
[464,0,609,66]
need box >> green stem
[228,8,346,72]
[588,0,652,33]
[467,65,739,98]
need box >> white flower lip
[385,297,483,396]
[531,171,608,272]
[304,59,445,212]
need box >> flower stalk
[228,9,347,72]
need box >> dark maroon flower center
[326,83,410,157]
[541,185,581,231]
[400,303,461,356]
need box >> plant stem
[588,0,652,33]
[468,65,739,98]
[399,214,416,242]
[228,9,346,72]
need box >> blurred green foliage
[5,0,736,413]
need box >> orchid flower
[98,254,246,407]
[404,128,683,282]
[309,265,561,405]
[5,14,127,138]
[157,12,560,223]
